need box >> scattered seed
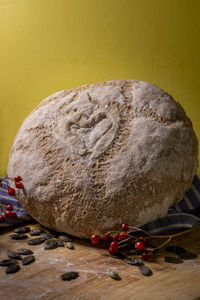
[107,269,121,280]
[164,256,183,264]
[30,229,44,236]
[138,265,152,276]
[7,250,22,260]
[14,226,30,234]
[66,242,74,249]
[0,259,18,266]
[165,246,187,256]
[10,234,28,240]
[22,255,35,265]
[110,251,126,259]
[58,235,72,242]
[178,252,198,260]
[17,248,33,255]
[124,257,142,266]
[56,239,65,247]
[129,249,141,255]
[6,264,20,274]
[44,239,57,250]
[28,237,45,245]
[40,233,54,240]
[61,271,79,281]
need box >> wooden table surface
[0,223,200,300]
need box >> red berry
[119,232,128,240]
[8,188,15,196]
[121,223,129,231]
[15,181,23,189]
[14,176,22,182]
[0,215,5,223]
[5,210,12,218]
[10,212,17,220]
[112,234,119,241]
[6,204,14,211]
[142,251,150,261]
[91,234,100,245]
[109,247,117,254]
[104,234,110,241]
[135,241,145,251]
[110,241,118,250]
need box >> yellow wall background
[0,0,199,175]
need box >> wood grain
[0,223,200,300]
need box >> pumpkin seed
[14,226,30,234]
[66,242,74,249]
[124,257,142,266]
[61,271,79,281]
[7,250,22,260]
[44,239,57,250]
[22,255,35,265]
[30,229,44,236]
[10,234,28,240]
[0,259,18,266]
[6,264,20,274]
[107,269,121,280]
[56,239,64,247]
[58,234,72,242]
[28,237,45,245]
[17,248,33,255]
[138,265,152,276]
[164,256,183,264]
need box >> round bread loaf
[7,80,198,238]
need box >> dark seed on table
[14,226,30,234]
[22,255,35,265]
[124,257,142,266]
[56,239,64,247]
[178,252,198,260]
[165,246,187,256]
[66,242,74,249]
[138,265,152,276]
[61,271,79,281]
[107,269,121,280]
[58,235,72,242]
[40,233,54,240]
[7,250,22,260]
[6,264,20,274]
[0,259,18,266]
[10,234,28,240]
[110,251,126,259]
[44,239,57,250]
[164,256,183,264]
[17,248,33,255]
[28,237,45,245]
[30,229,44,236]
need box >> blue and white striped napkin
[1,175,200,234]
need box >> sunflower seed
[164,256,183,264]
[22,255,35,265]
[10,234,28,240]
[56,239,65,247]
[107,269,121,280]
[178,252,198,260]
[58,234,72,242]
[124,257,142,266]
[14,226,30,234]
[138,265,152,276]
[7,250,22,260]
[61,271,79,281]
[30,229,44,236]
[110,251,126,259]
[40,233,54,240]
[28,237,45,245]
[66,242,74,249]
[6,264,20,274]
[44,239,57,250]
[129,249,141,255]
[0,259,18,266]
[17,248,33,255]
[165,246,187,256]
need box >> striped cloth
[0,175,200,234]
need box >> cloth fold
[1,175,200,233]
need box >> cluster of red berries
[90,223,150,261]
[0,175,23,223]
